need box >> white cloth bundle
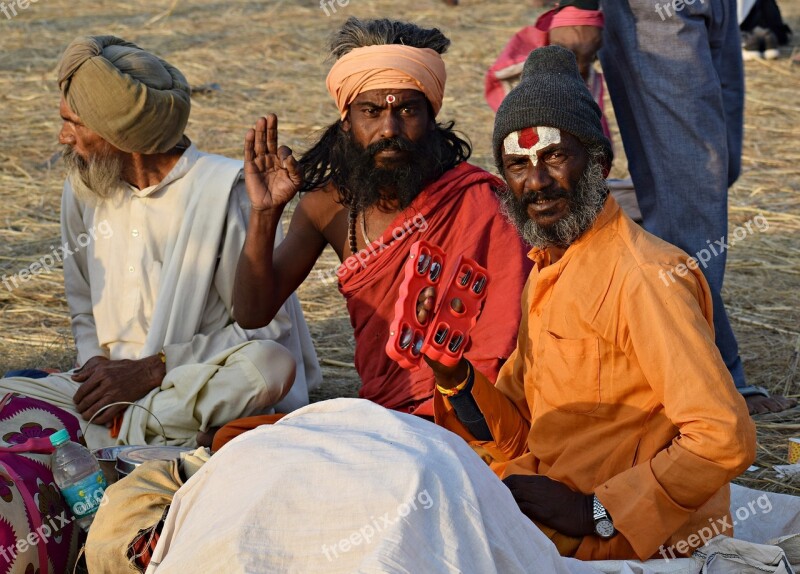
[146,398,597,574]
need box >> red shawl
[338,162,532,416]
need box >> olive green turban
[57,35,191,154]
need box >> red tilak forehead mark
[517,127,539,149]
[503,127,562,167]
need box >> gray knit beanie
[492,45,612,171]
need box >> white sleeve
[61,181,107,366]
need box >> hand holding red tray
[385,241,490,371]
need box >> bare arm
[547,20,602,82]
[233,114,327,328]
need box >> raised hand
[415,285,469,386]
[244,114,303,214]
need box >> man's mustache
[365,137,417,156]
[520,188,569,206]
[62,145,86,169]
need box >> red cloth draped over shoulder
[337,162,532,416]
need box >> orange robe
[212,414,285,452]
[435,196,756,561]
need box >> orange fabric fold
[211,414,285,452]
[110,413,123,438]
[326,45,446,120]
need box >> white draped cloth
[146,399,800,574]
[60,143,320,413]
[147,398,599,574]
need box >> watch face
[595,518,615,539]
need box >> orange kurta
[435,196,755,561]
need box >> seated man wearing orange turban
[219,17,531,448]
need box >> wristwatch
[592,495,616,539]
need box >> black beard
[332,129,443,212]
[499,158,608,249]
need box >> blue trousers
[599,0,746,387]
[3,369,50,379]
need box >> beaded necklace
[349,207,374,255]
[348,207,358,255]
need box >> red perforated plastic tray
[385,241,490,371]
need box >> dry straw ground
[0,0,798,492]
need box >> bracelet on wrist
[436,361,472,397]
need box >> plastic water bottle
[49,429,107,531]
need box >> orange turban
[325,45,446,120]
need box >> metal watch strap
[592,495,608,521]
[592,495,616,539]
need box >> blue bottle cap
[49,429,70,447]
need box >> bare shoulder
[296,182,346,230]
[291,182,350,257]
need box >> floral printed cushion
[0,393,83,574]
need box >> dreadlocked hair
[298,17,472,195]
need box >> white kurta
[0,145,321,448]
[60,143,320,412]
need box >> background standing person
[550,0,795,414]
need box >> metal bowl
[93,445,138,485]
[115,446,192,479]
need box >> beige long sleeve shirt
[60,145,314,388]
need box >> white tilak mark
[503,127,561,167]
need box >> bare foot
[196,426,221,448]
[746,394,798,416]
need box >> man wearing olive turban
[0,35,321,449]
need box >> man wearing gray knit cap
[424,46,754,560]
[0,35,322,449]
